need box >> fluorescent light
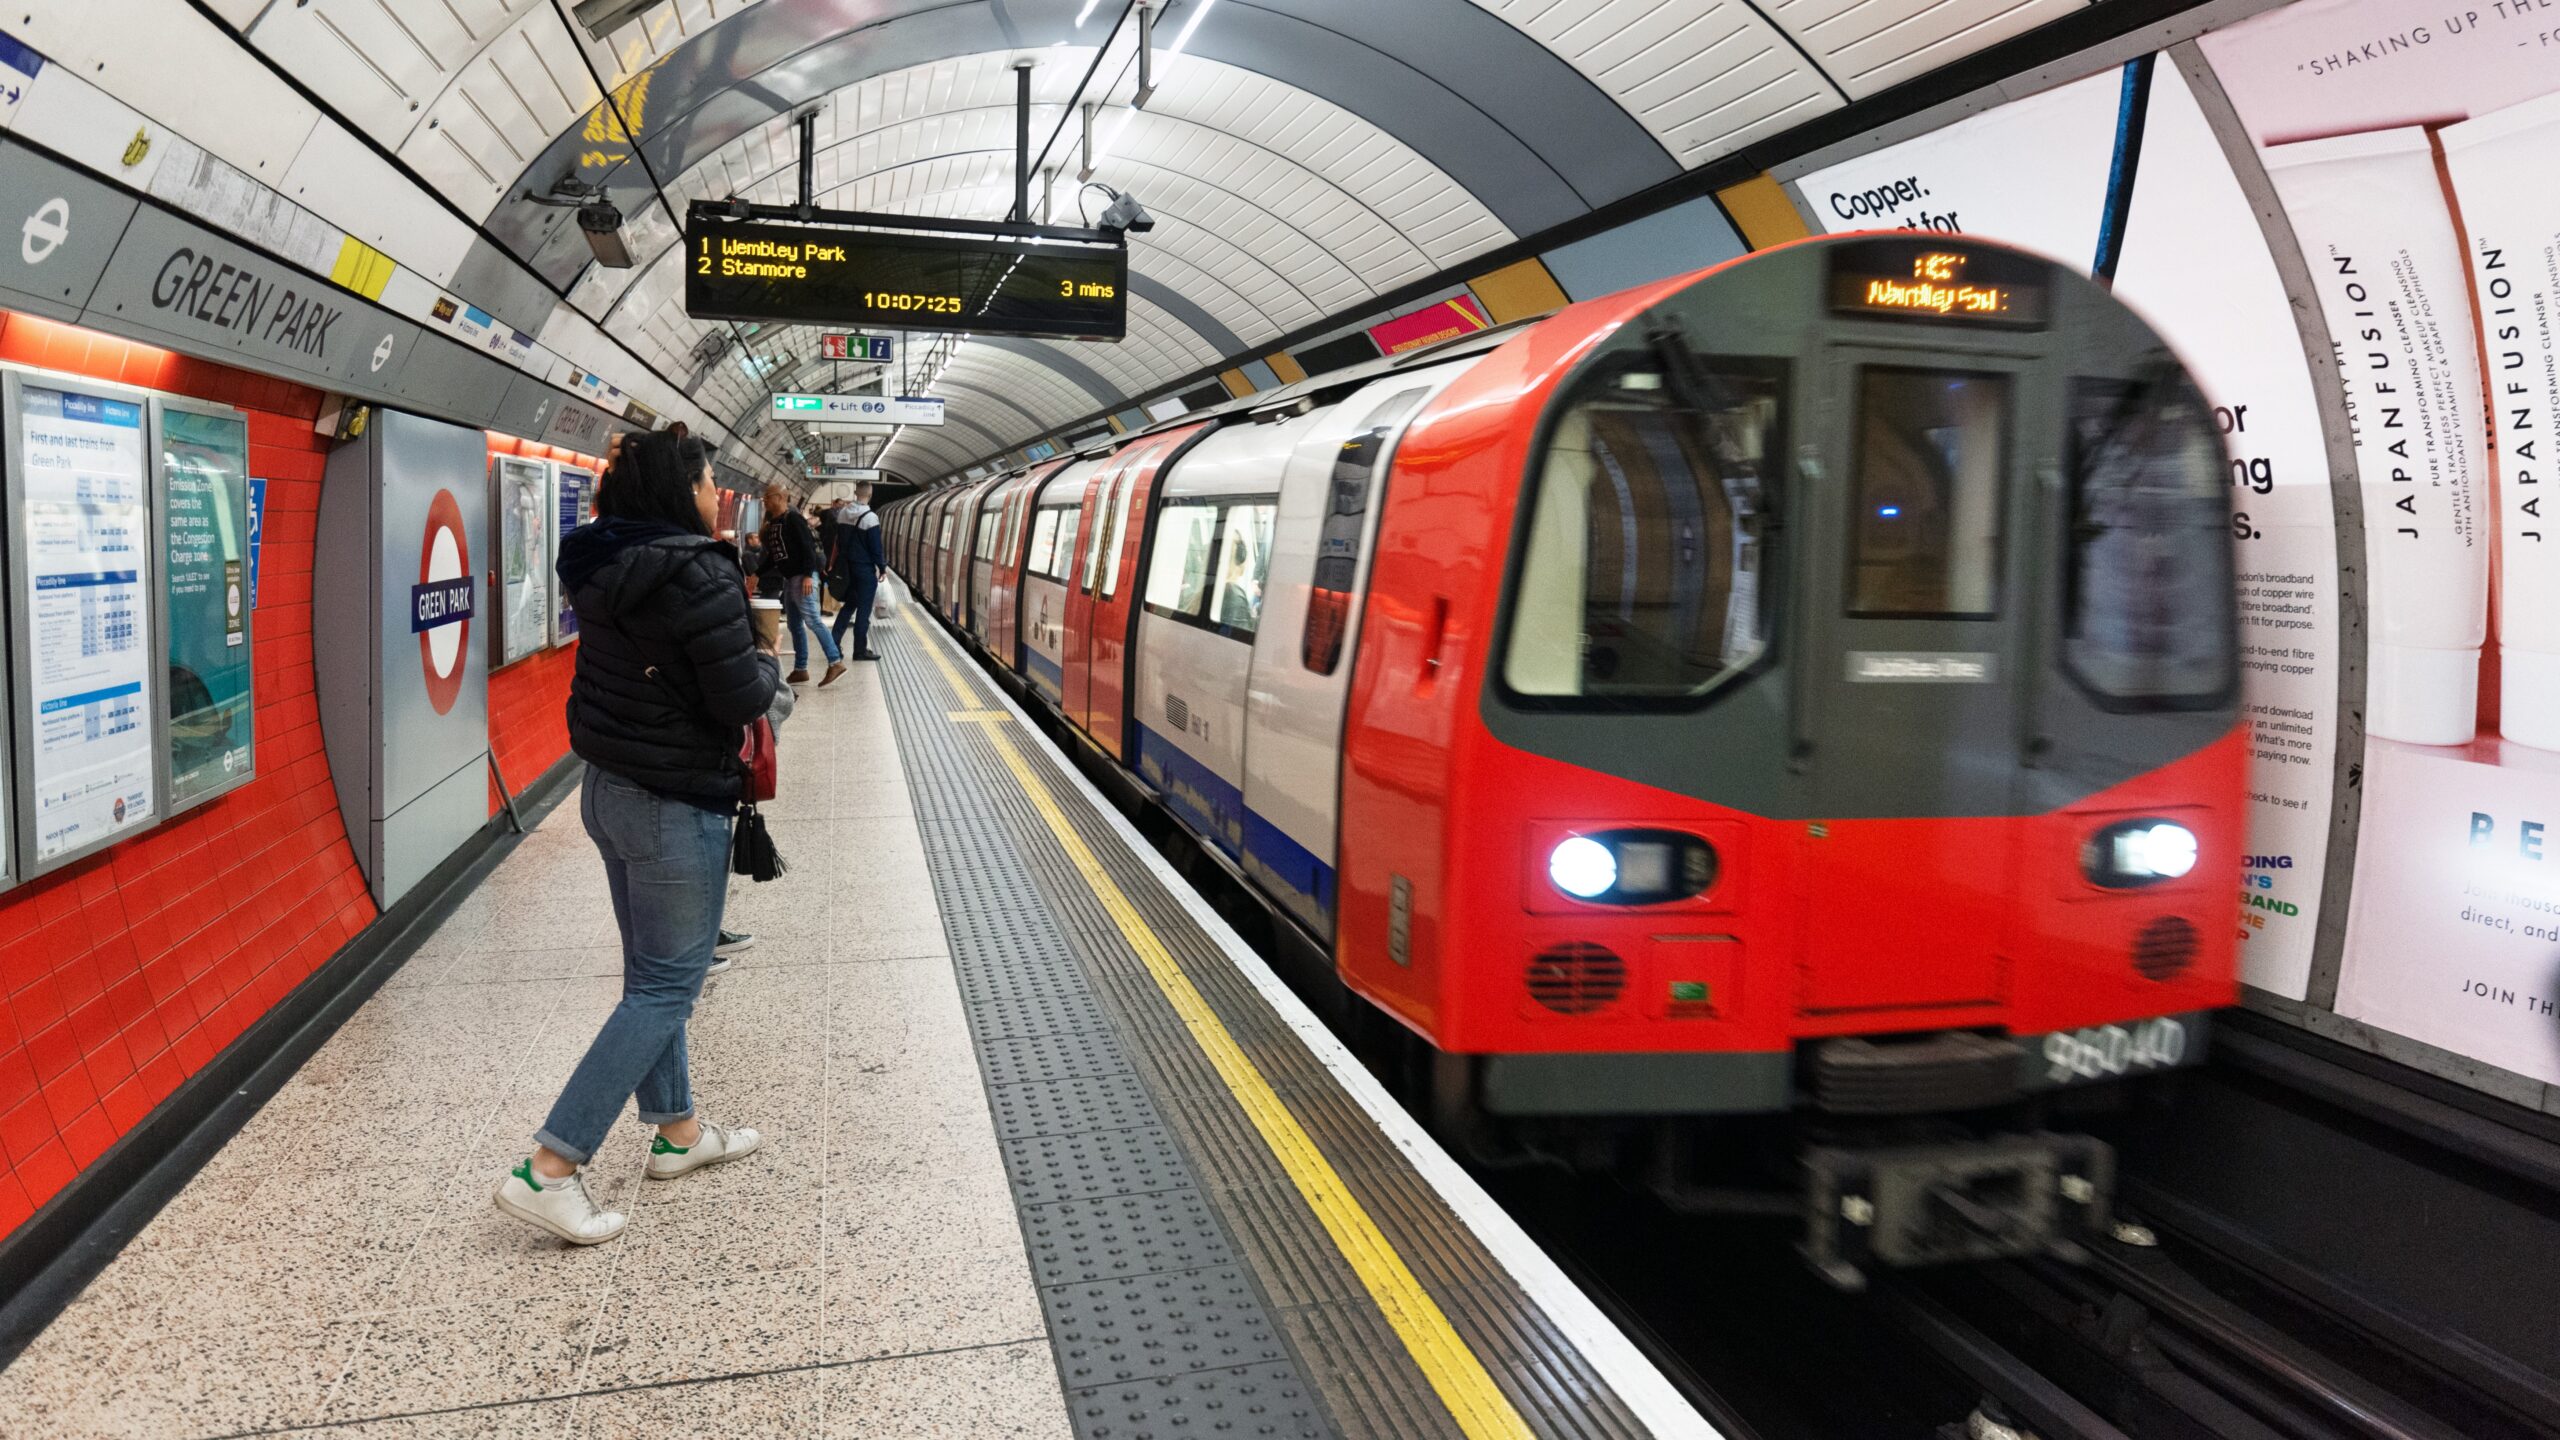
[1075,0,1100,24]
[1169,0,1217,54]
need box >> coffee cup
[749,597,784,651]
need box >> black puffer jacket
[558,518,780,809]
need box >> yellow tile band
[905,621,1537,1440]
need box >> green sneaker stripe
[651,1135,690,1155]
[513,1158,542,1193]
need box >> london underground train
[886,234,2242,1282]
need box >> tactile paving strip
[878,628,1347,1440]
[879,605,1657,1440]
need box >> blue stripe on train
[1133,723,1336,925]
[1024,647,1064,704]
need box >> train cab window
[1305,387,1429,675]
[1025,507,1062,577]
[1504,353,1785,702]
[1214,503,1276,635]
[2064,371,2236,705]
[1848,368,2008,618]
[1145,503,1221,617]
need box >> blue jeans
[785,580,840,669]
[535,769,734,1164]
[830,568,878,654]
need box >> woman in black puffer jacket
[492,431,781,1246]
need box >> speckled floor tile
[291,1395,578,1438]
[614,1179,823,1290]
[817,1341,1073,1439]
[327,1293,597,1422]
[5,1319,359,1438]
[577,1264,822,1390]
[572,1365,822,1436]
[433,945,627,987]
[396,1216,622,1310]
[822,1241,1046,1363]
[821,1173,1023,1269]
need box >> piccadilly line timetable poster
[19,383,154,862]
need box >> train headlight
[1549,837,1617,899]
[1546,830,1718,904]
[2084,819,2197,887]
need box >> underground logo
[414,488,475,715]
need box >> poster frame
[487,453,552,672]
[149,393,257,818]
[549,462,592,648]
[4,366,165,880]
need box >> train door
[1793,343,2052,1015]
[1241,375,1453,941]
[1084,425,1210,758]
[962,478,1002,636]
[1062,449,1137,736]
[1019,467,1092,705]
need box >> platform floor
[0,587,1712,1440]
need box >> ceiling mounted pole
[795,109,815,218]
[1134,2,1156,108]
[1013,58,1036,224]
[1078,101,1099,182]
[1042,166,1057,225]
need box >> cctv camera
[1098,189,1154,235]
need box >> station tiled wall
[0,313,374,1238]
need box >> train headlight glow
[2084,819,2198,887]
[1549,836,1618,899]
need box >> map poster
[14,380,155,864]
[159,403,254,809]
[553,465,591,644]
[492,455,548,667]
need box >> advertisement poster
[553,465,591,644]
[492,456,548,667]
[18,383,155,862]
[2208,0,2560,1079]
[1791,60,2343,998]
[160,405,254,809]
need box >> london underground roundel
[414,489,476,715]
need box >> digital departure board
[684,218,1128,341]
[1826,238,2049,329]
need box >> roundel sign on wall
[414,489,476,714]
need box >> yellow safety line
[900,622,1537,1440]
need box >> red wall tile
[0,312,379,1234]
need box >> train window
[1214,503,1276,635]
[1145,503,1221,617]
[1052,502,1083,582]
[976,508,1000,559]
[2064,371,2236,706]
[1025,508,1062,577]
[1504,352,1785,702]
[1102,471,1141,598]
[1305,388,1430,675]
[1848,368,2008,619]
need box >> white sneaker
[492,1159,627,1245]
[645,1119,762,1180]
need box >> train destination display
[1828,240,2049,327]
[685,219,1127,340]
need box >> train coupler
[1801,1132,2114,1290]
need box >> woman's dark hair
[598,430,713,534]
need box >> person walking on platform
[829,481,886,661]
[761,482,844,686]
[493,430,778,1246]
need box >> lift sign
[684,217,1128,341]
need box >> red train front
[892,233,2245,1281]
